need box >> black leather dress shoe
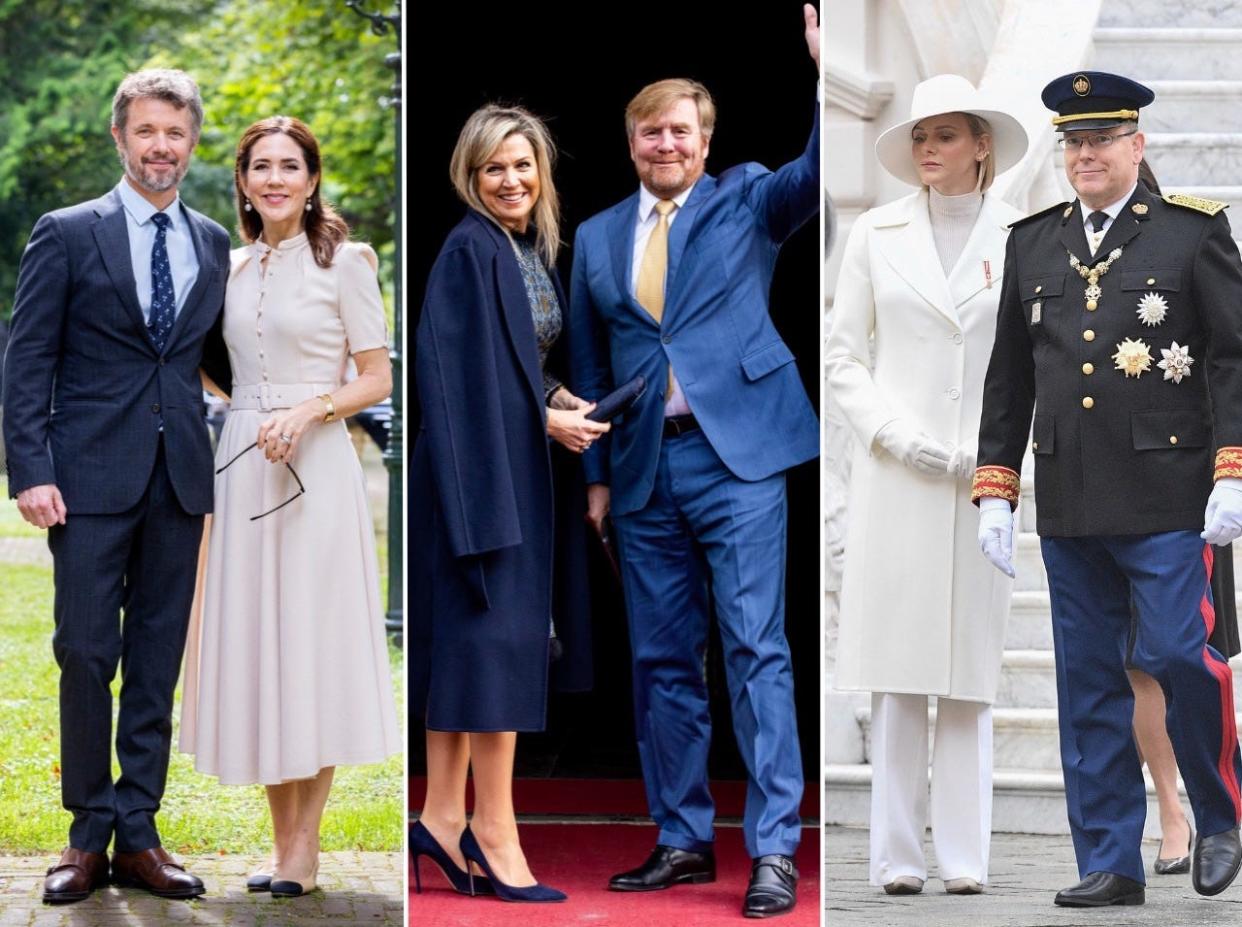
[608,845,715,892]
[1192,827,1242,896]
[743,855,797,918]
[1053,871,1144,907]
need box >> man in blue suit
[2,69,230,903]
[568,6,820,918]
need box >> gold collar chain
[1069,246,1125,311]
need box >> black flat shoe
[608,845,716,892]
[743,854,797,918]
[246,871,272,892]
[1154,828,1192,876]
[1054,871,1145,907]
[1192,827,1242,896]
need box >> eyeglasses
[215,442,306,521]
[1057,129,1138,152]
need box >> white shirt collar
[1083,182,1139,229]
[638,181,696,223]
[117,177,183,229]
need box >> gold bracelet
[319,393,336,423]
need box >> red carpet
[409,777,820,819]
[408,822,820,926]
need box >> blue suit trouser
[614,428,803,858]
[47,438,203,853]
[1042,530,1242,883]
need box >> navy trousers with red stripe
[1042,530,1242,884]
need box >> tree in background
[0,0,396,320]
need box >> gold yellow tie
[636,200,675,395]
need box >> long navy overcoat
[411,210,591,732]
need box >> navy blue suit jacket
[2,184,230,515]
[568,103,821,516]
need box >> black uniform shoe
[1053,871,1145,907]
[608,845,715,892]
[1192,827,1242,896]
[743,854,798,918]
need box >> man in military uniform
[973,71,1242,906]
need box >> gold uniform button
[1147,278,1156,285]
[1083,363,1094,375]
[1035,285,1043,294]
[1082,396,1095,409]
[1170,435,1178,445]
[1083,329,1096,342]
[1033,441,1040,450]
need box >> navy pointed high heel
[410,821,493,896]
[459,826,566,903]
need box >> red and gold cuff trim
[1215,447,1242,481]
[971,465,1021,506]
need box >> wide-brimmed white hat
[875,74,1029,187]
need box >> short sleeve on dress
[337,242,389,353]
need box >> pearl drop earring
[244,200,252,212]
[305,200,312,212]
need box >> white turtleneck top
[928,186,983,275]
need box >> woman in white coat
[826,74,1029,895]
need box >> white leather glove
[874,420,952,476]
[978,496,1016,578]
[1202,478,1242,546]
[949,444,977,482]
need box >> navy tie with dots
[148,212,176,351]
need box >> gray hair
[112,69,204,140]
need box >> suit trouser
[868,692,992,885]
[613,428,803,858]
[1042,530,1242,883]
[47,439,203,853]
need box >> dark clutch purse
[585,375,646,423]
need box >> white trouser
[868,691,993,885]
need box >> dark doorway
[410,3,821,793]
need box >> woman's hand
[257,398,326,465]
[548,386,589,411]
[547,404,610,453]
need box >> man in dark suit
[568,6,819,917]
[974,71,1242,906]
[2,69,230,903]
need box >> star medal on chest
[1112,337,1153,378]
[1136,292,1168,327]
[1068,246,1124,312]
[1158,342,1194,383]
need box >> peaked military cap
[1041,70,1155,132]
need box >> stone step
[996,649,1242,708]
[857,703,1242,773]
[1094,28,1242,80]
[1006,590,1053,649]
[1143,81,1242,132]
[825,764,1184,837]
[1014,532,1046,592]
[1100,1,1242,28]
[1143,133,1242,186]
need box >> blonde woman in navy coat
[410,104,607,903]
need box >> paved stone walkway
[0,852,403,926]
[827,826,1242,926]
[0,537,50,567]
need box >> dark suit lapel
[607,194,657,327]
[161,206,215,352]
[663,176,714,317]
[473,214,543,409]
[92,190,153,351]
[1059,200,1093,268]
[1096,184,1152,258]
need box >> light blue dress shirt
[117,178,200,321]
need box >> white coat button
[952,333,963,344]
[948,388,960,400]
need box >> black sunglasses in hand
[215,441,306,521]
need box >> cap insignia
[1073,75,1091,96]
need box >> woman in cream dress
[181,116,400,897]
[826,75,1028,895]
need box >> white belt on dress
[229,382,337,411]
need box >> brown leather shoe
[43,847,109,903]
[111,847,205,899]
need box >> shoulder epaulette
[1163,193,1228,216]
[1008,202,1071,229]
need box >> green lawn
[0,552,404,856]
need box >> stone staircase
[825,0,1242,837]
